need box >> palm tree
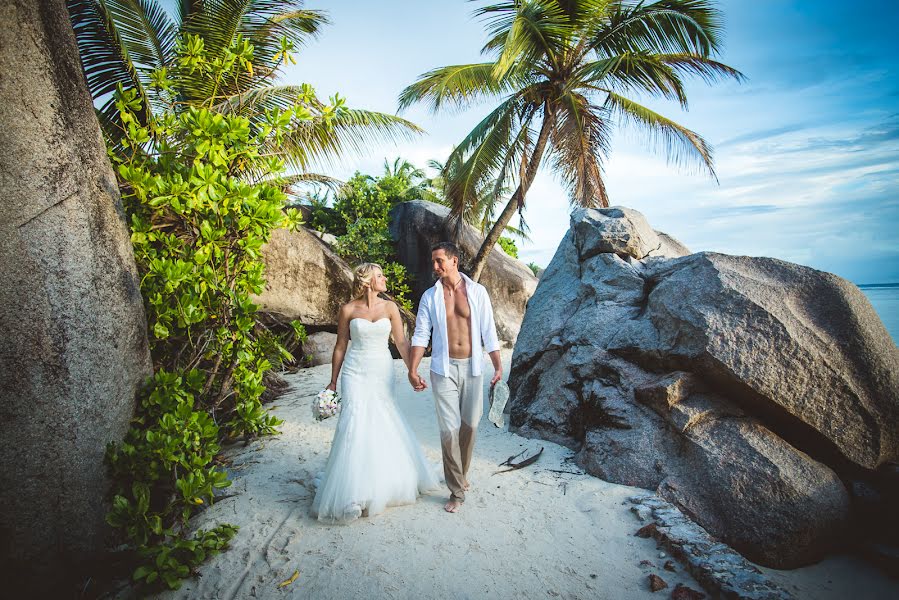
[399,0,743,281]
[66,0,421,176]
[426,158,530,242]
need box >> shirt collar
[434,272,474,292]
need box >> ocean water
[859,283,899,345]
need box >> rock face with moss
[389,200,538,346]
[0,0,152,592]
[509,206,899,568]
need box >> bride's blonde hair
[352,262,382,299]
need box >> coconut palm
[426,158,530,241]
[66,0,421,175]
[399,0,743,281]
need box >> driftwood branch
[493,447,544,475]
[498,449,527,467]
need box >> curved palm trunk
[469,107,554,282]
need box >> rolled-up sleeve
[479,288,501,353]
[411,292,432,348]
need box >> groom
[408,242,502,513]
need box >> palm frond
[604,90,716,178]
[443,95,533,230]
[591,0,723,57]
[655,52,745,84]
[213,84,307,115]
[256,172,342,202]
[67,0,157,144]
[272,109,424,173]
[383,158,426,181]
[110,0,178,69]
[549,92,611,207]
[475,0,570,77]
[68,1,143,98]
[398,62,529,113]
[576,52,689,107]
[235,8,329,89]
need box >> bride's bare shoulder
[338,300,362,320]
[383,300,401,318]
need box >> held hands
[326,382,337,392]
[490,368,502,387]
[408,370,427,392]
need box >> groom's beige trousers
[430,357,482,502]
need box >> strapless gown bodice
[346,317,392,355]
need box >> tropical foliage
[101,37,327,590]
[399,0,743,280]
[306,159,430,311]
[424,158,530,242]
[66,0,421,179]
[497,236,519,258]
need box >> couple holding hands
[311,242,502,520]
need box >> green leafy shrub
[313,170,422,310]
[104,34,340,590]
[305,190,344,235]
[527,262,541,277]
[498,236,519,258]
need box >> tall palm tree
[66,0,421,176]
[399,0,743,281]
[426,158,530,241]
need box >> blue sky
[283,0,899,285]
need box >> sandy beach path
[157,355,897,600]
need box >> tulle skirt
[311,346,440,523]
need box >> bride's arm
[326,305,351,391]
[388,303,412,369]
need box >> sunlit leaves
[104,40,311,591]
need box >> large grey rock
[509,206,898,568]
[569,206,690,262]
[389,200,538,346]
[303,331,337,366]
[638,373,850,567]
[255,227,354,328]
[0,0,152,592]
[609,252,899,470]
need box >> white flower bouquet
[313,388,341,421]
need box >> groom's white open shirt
[411,273,501,377]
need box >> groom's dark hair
[431,241,459,260]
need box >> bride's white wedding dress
[311,317,440,522]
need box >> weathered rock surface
[0,0,152,593]
[303,331,338,366]
[509,206,899,568]
[389,200,538,346]
[255,227,354,328]
[628,494,793,600]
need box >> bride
[311,262,440,522]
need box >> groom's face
[431,249,458,279]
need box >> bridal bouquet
[313,389,341,421]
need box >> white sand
[158,355,898,600]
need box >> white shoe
[488,380,509,427]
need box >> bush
[104,35,338,590]
[527,262,541,277]
[498,236,519,258]
[313,171,418,310]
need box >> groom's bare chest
[443,287,472,321]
